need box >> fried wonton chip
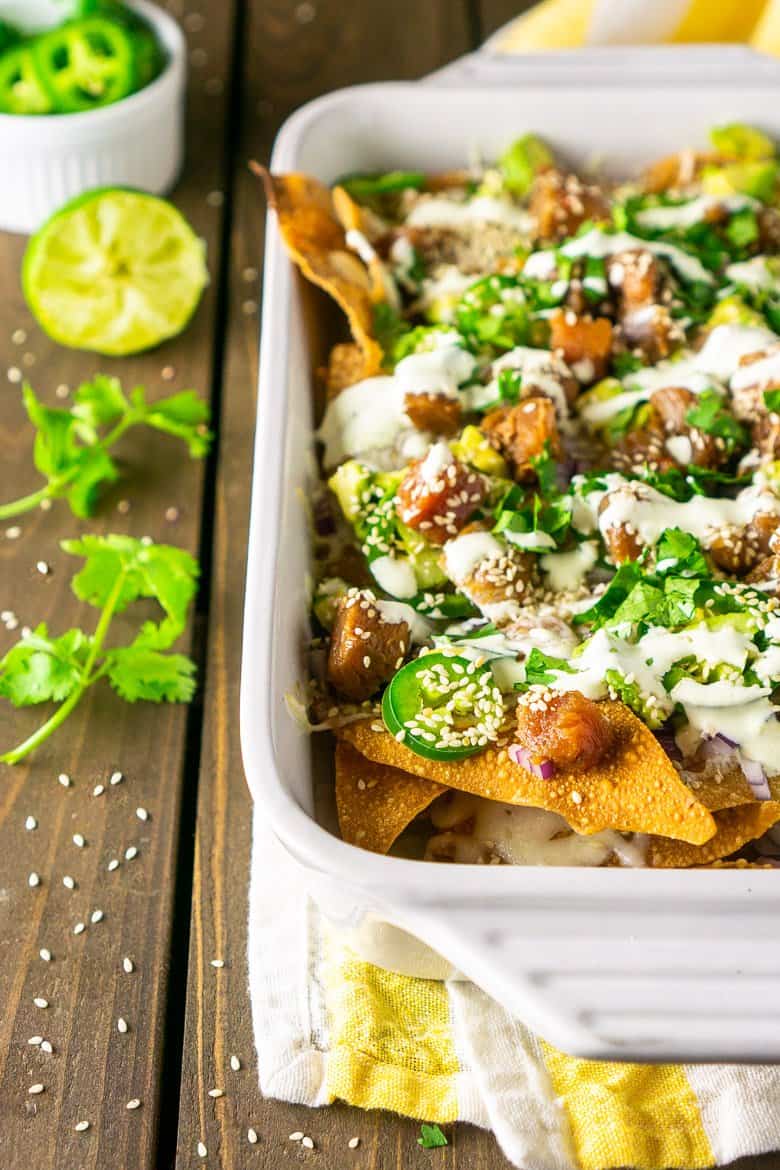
[335,741,444,853]
[340,701,717,844]
[254,164,383,377]
[332,185,399,309]
[642,149,719,193]
[648,802,780,868]
[325,342,368,401]
[681,763,780,813]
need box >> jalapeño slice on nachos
[268,123,780,867]
[381,652,504,761]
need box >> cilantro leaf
[655,528,708,577]
[685,390,748,453]
[0,625,87,707]
[529,440,559,498]
[520,648,575,688]
[573,561,642,627]
[0,536,199,765]
[0,376,211,521]
[764,388,780,413]
[106,647,197,702]
[417,1124,448,1149]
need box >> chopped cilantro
[519,648,575,688]
[338,170,425,198]
[493,489,571,551]
[529,441,559,498]
[417,1124,448,1149]
[764,388,780,413]
[655,528,709,577]
[497,367,523,405]
[685,390,749,453]
[373,303,411,366]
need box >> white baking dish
[0,0,185,234]
[242,54,780,1062]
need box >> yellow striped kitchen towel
[249,808,780,1169]
[492,0,780,54]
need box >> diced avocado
[328,460,373,524]
[499,134,554,196]
[706,295,766,330]
[701,160,778,202]
[312,577,348,630]
[703,610,760,637]
[710,124,775,161]
[604,668,666,729]
[451,424,509,477]
[396,520,448,588]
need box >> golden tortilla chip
[647,801,780,867]
[705,859,776,869]
[325,342,368,400]
[335,740,444,853]
[681,762,780,813]
[332,185,397,308]
[253,164,383,376]
[340,701,717,844]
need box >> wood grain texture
[173,2,502,1168]
[0,3,237,1167]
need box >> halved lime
[23,189,208,356]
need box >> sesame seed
[124,846,138,861]
[33,998,48,1009]
[11,328,26,344]
[28,1084,44,1095]
[302,1136,315,1150]
[28,1036,42,1046]
[28,872,40,888]
[58,773,71,788]
[55,383,69,399]
[107,859,120,872]
[123,957,134,974]
[40,1040,53,1054]
[206,189,224,207]
[7,366,22,383]
[110,771,123,785]
[126,1098,141,1111]
[36,561,50,575]
[208,1088,223,1098]
[73,833,85,848]
[5,525,21,539]
[197,1142,207,1158]
[74,1121,90,1132]
[63,875,75,890]
[39,949,51,962]
[92,784,105,796]
[91,909,103,924]
[248,1127,259,1144]
[117,499,131,515]
[161,365,176,381]
[165,506,179,523]
[25,816,37,831]
[117,1018,128,1034]
[230,1055,241,1071]
[210,959,224,968]
[136,807,149,822]
[289,1132,304,1142]
[73,922,85,935]
[348,1137,360,1149]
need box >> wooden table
[0,3,778,1168]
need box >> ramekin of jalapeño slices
[0,2,165,116]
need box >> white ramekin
[0,0,186,234]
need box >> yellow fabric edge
[326,1047,460,1121]
[540,1039,714,1170]
[491,0,598,52]
[671,0,767,43]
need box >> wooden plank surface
[171,2,509,1168]
[0,3,238,1168]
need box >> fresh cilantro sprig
[685,390,749,454]
[0,535,198,765]
[0,376,211,521]
[417,1124,448,1149]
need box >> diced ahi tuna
[549,309,613,382]
[530,170,610,242]
[396,442,487,545]
[481,396,561,481]
[515,689,616,772]
[327,588,410,701]
[404,392,462,436]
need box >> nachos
[266,124,780,868]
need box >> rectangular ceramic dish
[241,52,780,1062]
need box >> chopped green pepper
[382,652,503,761]
[0,46,53,115]
[32,17,136,113]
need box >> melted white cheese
[524,227,715,286]
[598,481,780,549]
[635,194,756,231]
[370,555,418,599]
[406,194,533,232]
[540,541,599,592]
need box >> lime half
[23,189,208,356]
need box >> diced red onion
[700,735,736,763]
[738,753,771,801]
[509,743,556,780]
[653,727,682,763]
[715,732,739,749]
